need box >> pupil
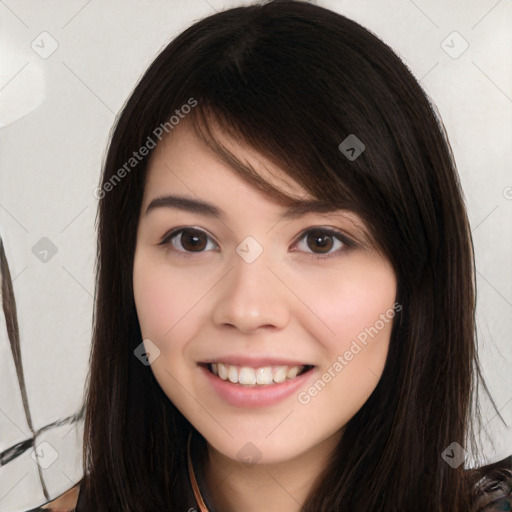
[308,232,333,253]
[182,230,206,251]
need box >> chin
[203,427,316,466]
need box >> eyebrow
[144,194,351,220]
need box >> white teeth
[273,366,287,383]
[208,363,308,386]
[286,366,299,379]
[256,367,273,385]
[217,363,228,379]
[228,365,239,384]
[239,367,257,385]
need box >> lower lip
[199,365,316,408]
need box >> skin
[132,122,397,512]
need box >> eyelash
[158,227,355,260]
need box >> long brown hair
[81,1,501,510]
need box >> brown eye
[293,228,351,258]
[180,229,207,251]
[306,230,335,253]
[162,228,217,253]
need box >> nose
[211,250,291,333]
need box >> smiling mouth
[200,362,315,386]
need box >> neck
[202,431,342,512]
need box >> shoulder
[471,455,512,511]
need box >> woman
[46,1,511,510]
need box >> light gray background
[1,1,511,510]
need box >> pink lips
[199,363,316,408]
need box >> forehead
[143,122,311,203]
[141,122,373,242]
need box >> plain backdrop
[1,1,511,510]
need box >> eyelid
[158,225,355,257]
[292,227,355,247]
[290,227,355,258]
[158,226,219,251]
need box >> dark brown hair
[80,1,502,510]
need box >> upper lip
[199,355,314,368]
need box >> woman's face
[133,122,397,465]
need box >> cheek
[295,263,396,430]
[132,252,201,342]
[132,251,220,356]
[297,257,397,351]
[132,253,201,403]
[133,258,176,337]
